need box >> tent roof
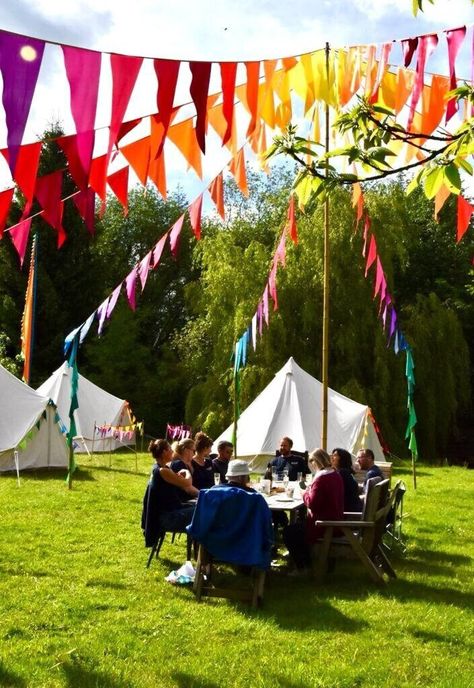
[0,364,51,452]
[214,357,385,464]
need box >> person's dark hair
[149,438,170,460]
[282,436,293,448]
[332,448,354,473]
[194,431,213,453]
[364,448,375,462]
[217,440,233,452]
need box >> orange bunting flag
[352,182,364,224]
[287,195,298,244]
[245,61,260,138]
[0,187,14,238]
[394,67,414,114]
[188,194,203,240]
[89,154,108,201]
[434,184,451,221]
[189,61,212,153]
[120,136,151,187]
[149,150,167,200]
[167,119,202,179]
[107,166,129,215]
[21,232,37,383]
[229,148,248,197]
[219,62,237,146]
[208,173,225,220]
[154,59,181,152]
[457,195,474,242]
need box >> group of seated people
[141,430,383,577]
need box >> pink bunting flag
[138,251,152,291]
[373,257,384,299]
[97,297,109,335]
[0,187,14,239]
[62,45,101,173]
[382,303,388,330]
[407,33,439,131]
[365,234,377,276]
[263,285,269,325]
[73,188,96,235]
[268,265,278,311]
[152,233,168,268]
[188,194,203,240]
[169,214,185,258]
[457,195,474,242]
[125,266,138,311]
[275,231,286,267]
[0,32,45,174]
[369,42,392,103]
[9,217,32,265]
[389,307,398,340]
[108,54,143,163]
[106,283,122,318]
[445,27,466,122]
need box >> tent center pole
[321,41,330,452]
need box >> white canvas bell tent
[36,362,135,453]
[0,364,68,472]
[214,357,385,471]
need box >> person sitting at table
[212,440,233,484]
[142,439,199,548]
[331,447,362,513]
[192,431,215,489]
[283,448,344,575]
[356,448,383,492]
[170,438,196,500]
[271,436,308,481]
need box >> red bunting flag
[9,217,32,265]
[401,37,418,67]
[72,188,96,235]
[188,194,203,240]
[2,141,42,210]
[407,33,439,131]
[0,187,14,239]
[107,167,129,215]
[287,195,298,244]
[457,195,474,242]
[374,257,384,298]
[108,54,143,162]
[154,59,180,153]
[189,61,212,154]
[245,61,260,138]
[35,170,66,244]
[445,26,466,122]
[220,62,237,146]
[58,134,89,190]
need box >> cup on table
[214,473,221,486]
[261,478,271,495]
[272,468,278,483]
[285,485,294,498]
[283,473,289,488]
[297,472,303,483]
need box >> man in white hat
[221,459,256,492]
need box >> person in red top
[283,448,344,575]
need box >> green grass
[0,455,472,688]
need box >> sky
[0,0,472,197]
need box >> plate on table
[275,496,294,502]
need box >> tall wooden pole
[321,42,331,451]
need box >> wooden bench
[354,461,392,486]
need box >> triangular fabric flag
[394,67,414,114]
[167,119,202,179]
[457,194,474,242]
[138,251,152,291]
[169,214,185,257]
[251,313,257,351]
[0,187,14,239]
[9,217,32,265]
[154,59,180,152]
[57,134,89,190]
[401,37,418,68]
[62,45,101,171]
[106,283,122,318]
[445,26,466,122]
[79,311,96,345]
[72,188,96,235]
[108,53,143,162]
[389,307,398,340]
[188,194,203,240]
[257,301,263,336]
[352,182,364,224]
[152,232,167,269]
[407,34,439,131]
[208,173,225,220]
[97,297,109,336]
[369,42,392,103]
[117,117,142,145]
[262,285,269,325]
[120,136,151,187]
[0,32,45,174]
[365,234,377,276]
[219,62,237,146]
[268,266,278,311]
[287,195,298,244]
[107,166,129,214]
[275,230,286,267]
[362,215,371,257]
[89,154,108,202]
[35,169,64,229]
[421,75,449,136]
[125,266,138,311]
[373,256,384,298]
[434,184,451,221]
[189,61,212,154]
[2,141,42,206]
[245,61,260,138]
[149,149,167,200]
[229,148,248,197]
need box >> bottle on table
[262,462,273,494]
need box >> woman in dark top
[331,447,362,513]
[191,432,215,490]
[142,439,199,546]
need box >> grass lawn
[0,454,472,688]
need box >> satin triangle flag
[106,283,122,318]
[120,136,151,187]
[125,266,138,311]
[154,59,180,153]
[72,188,96,235]
[188,194,203,240]
[89,154,108,202]
[208,173,225,220]
[35,170,63,229]
[152,232,168,269]
[0,32,45,174]
[373,257,384,298]
[219,62,237,146]
[9,217,32,266]
[189,61,212,154]
[287,195,298,244]
[407,34,439,131]
[169,214,185,257]
[401,37,418,68]
[457,194,474,242]
[138,251,152,291]
[229,148,248,197]
[108,54,143,162]
[62,45,101,171]
[245,61,260,138]
[434,184,450,221]
[0,187,14,239]
[2,141,42,205]
[97,297,110,336]
[167,119,202,179]
[107,166,129,215]
[445,27,466,122]
[58,134,89,190]
[365,234,377,276]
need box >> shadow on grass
[0,662,26,688]
[62,659,129,688]
[21,468,97,482]
[85,578,129,590]
[172,673,221,688]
